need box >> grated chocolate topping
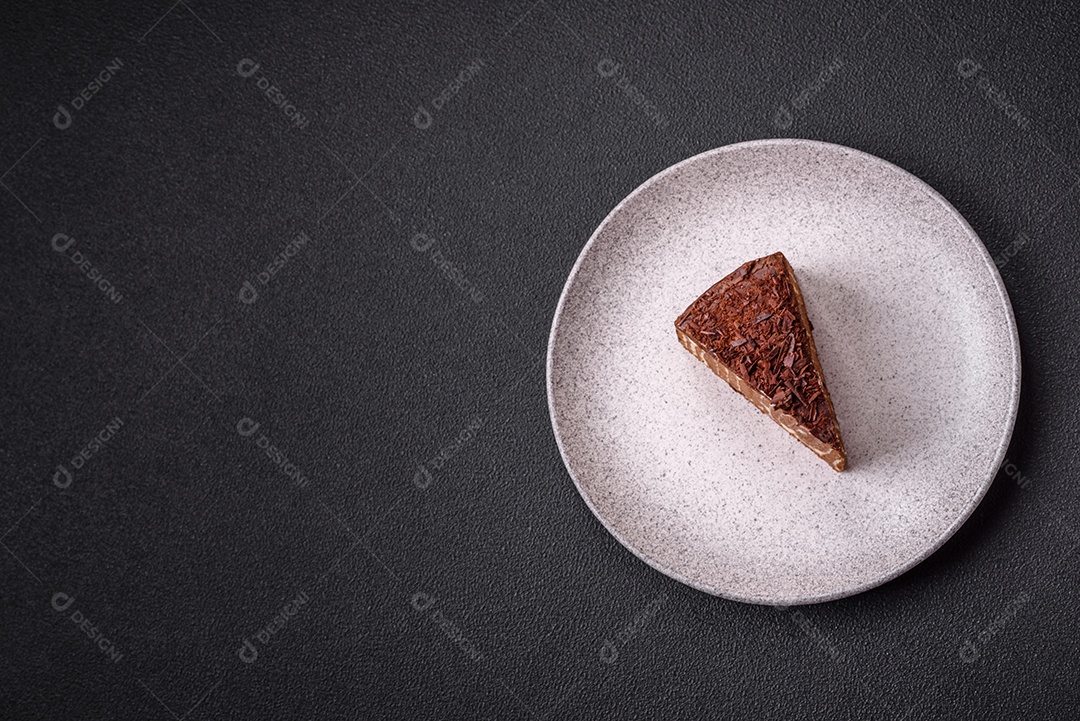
[675,252,840,446]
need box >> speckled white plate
[547,139,1020,605]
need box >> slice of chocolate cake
[675,252,848,471]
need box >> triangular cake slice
[675,252,847,471]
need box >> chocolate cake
[675,252,847,471]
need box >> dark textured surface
[2,1,1079,718]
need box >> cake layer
[674,252,847,471]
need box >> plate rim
[545,138,1022,605]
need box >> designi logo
[236,417,310,488]
[52,58,124,130]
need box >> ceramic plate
[547,139,1020,605]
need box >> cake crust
[675,252,847,471]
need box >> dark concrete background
[2,1,1078,718]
